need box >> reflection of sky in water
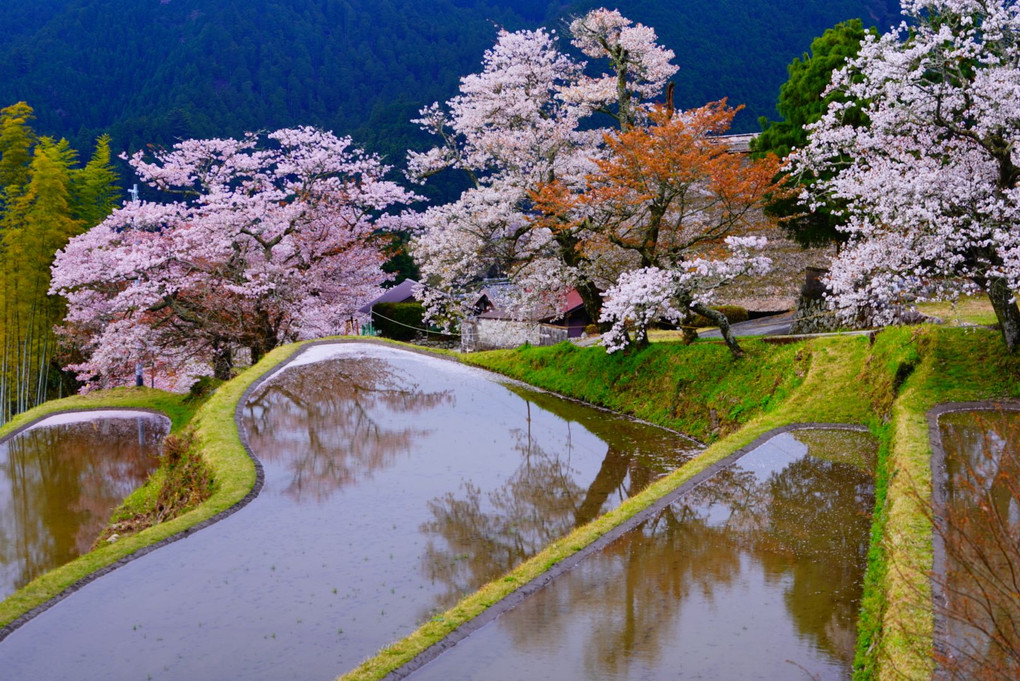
[410,429,877,681]
[0,344,697,681]
[0,412,167,599]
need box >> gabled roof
[475,284,586,322]
[357,279,419,314]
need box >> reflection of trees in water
[494,467,750,678]
[792,428,877,472]
[420,431,585,611]
[242,358,453,502]
[747,454,874,667]
[493,441,873,677]
[937,412,1020,680]
[0,418,164,596]
[504,384,699,473]
[418,397,687,615]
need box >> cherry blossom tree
[408,9,677,326]
[51,127,417,390]
[565,7,679,131]
[794,0,1020,351]
[599,238,771,355]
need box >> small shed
[358,279,419,314]
[462,283,592,351]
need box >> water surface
[936,410,1020,677]
[409,428,877,681]
[0,411,167,599]
[0,344,698,680]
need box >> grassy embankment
[858,327,1020,681]
[2,329,1015,681]
[915,294,997,327]
[341,326,1019,681]
[0,341,307,630]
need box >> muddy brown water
[0,411,168,600]
[0,344,699,681]
[934,410,1020,677]
[407,428,877,681]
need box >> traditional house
[357,278,419,315]
[462,282,591,351]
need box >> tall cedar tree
[751,19,872,248]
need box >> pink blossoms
[51,127,417,390]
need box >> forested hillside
[0,0,899,163]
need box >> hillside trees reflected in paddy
[243,351,700,619]
[410,429,876,681]
[419,387,698,613]
[244,357,454,501]
[0,414,167,598]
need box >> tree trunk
[680,310,699,345]
[212,342,233,381]
[691,302,743,358]
[554,231,605,330]
[249,308,280,365]
[985,275,1020,353]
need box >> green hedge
[372,302,426,342]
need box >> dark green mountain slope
[0,0,899,164]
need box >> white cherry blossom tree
[408,9,678,327]
[795,0,1020,351]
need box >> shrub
[95,429,213,546]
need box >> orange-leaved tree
[531,100,785,355]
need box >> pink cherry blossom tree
[51,127,417,390]
[795,0,1020,351]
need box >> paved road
[698,311,795,338]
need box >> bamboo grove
[0,102,119,424]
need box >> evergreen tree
[751,20,873,247]
[0,137,83,419]
[70,134,120,227]
[0,102,37,206]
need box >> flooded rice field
[0,411,168,599]
[934,409,1020,678]
[0,344,698,681]
[407,428,877,681]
